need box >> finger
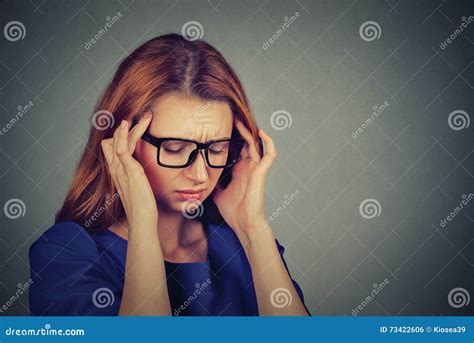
[112,121,122,166]
[101,138,114,167]
[234,119,260,161]
[253,128,277,176]
[260,128,277,157]
[101,138,119,186]
[128,111,153,153]
[116,120,136,168]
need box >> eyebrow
[154,135,232,143]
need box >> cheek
[150,168,177,191]
[208,169,223,186]
[142,163,179,199]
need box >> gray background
[1,0,473,316]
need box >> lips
[176,189,206,201]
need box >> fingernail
[121,121,126,129]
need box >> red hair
[55,33,263,231]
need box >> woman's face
[133,93,234,213]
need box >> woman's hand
[101,113,158,224]
[212,119,277,240]
[102,113,172,316]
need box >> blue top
[28,220,310,316]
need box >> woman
[28,33,310,316]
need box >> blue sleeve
[275,239,311,316]
[28,221,121,316]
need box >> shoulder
[28,221,121,316]
[29,220,100,262]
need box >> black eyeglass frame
[131,118,245,169]
[132,118,245,169]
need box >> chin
[180,197,206,207]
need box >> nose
[184,149,209,183]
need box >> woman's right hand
[102,113,171,316]
[101,112,158,225]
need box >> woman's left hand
[212,119,277,240]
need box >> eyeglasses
[133,119,245,168]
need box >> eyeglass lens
[159,140,232,167]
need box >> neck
[156,205,204,248]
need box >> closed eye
[164,148,185,155]
[209,149,226,155]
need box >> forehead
[149,93,233,140]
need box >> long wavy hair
[55,33,263,232]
